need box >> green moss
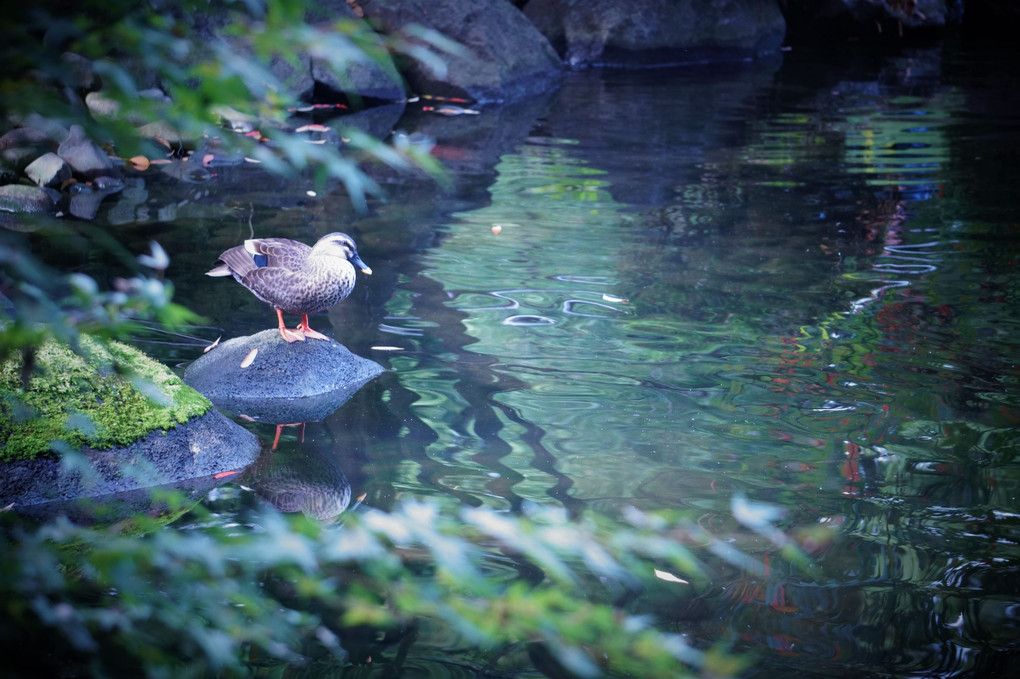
[0,336,211,462]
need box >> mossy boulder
[0,335,211,462]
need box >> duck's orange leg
[276,309,305,342]
[296,314,331,341]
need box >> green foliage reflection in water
[0,497,763,678]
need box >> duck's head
[313,232,372,275]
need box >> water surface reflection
[64,39,1020,677]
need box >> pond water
[20,37,1020,677]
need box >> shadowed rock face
[0,409,261,509]
[525,0,787,68]
[359,0,564,103]
[183,329,385,423]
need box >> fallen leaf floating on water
[653,568,689,584]
[422,105,480,116]
[287,103,348,113]
[203,336,221,353]
[420,94,471,104]
[240,347,258,368]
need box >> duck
[206,232,372,343]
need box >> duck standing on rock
[207,232,372,343]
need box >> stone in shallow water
[57,124,120,180]
[25,152,71,188]
[0,184,56,213]
[184,329,385,422]
[0,409,261,509]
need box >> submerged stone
[184,329,385,422]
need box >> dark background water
[23,36,1020,677]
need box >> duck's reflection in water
[244,427,352,522]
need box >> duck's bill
[352,254,372,275]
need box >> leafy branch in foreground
[0,231,197,368]
[2,0,455,207]
[0,494,787,678]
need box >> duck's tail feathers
[206,264,233,277]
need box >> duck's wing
[237,266,320,313]
[244,238,312,271]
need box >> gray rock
[25,152,72,188]
[137,120,185,144]
[85,91,121,118]
[61,51,100,91]
[0,184,56,213]
[525,0,786,68]
[0,126,59,173]
[106,178,150,226]
[304,1,407,102]
[362,0,563,103]
[310,52,407,103]
[67,176,125,220]
[0,409,261,508]
[57,124,121,180]
[184,329,384,423]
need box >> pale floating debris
[203,336,221,353]
[423,105,480,116]
[371,345,405,351]
[653,568,689,584]
[240,347,258,368]
[238,414,256,422]
[491,224,502,235]
[602,293,628,304]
